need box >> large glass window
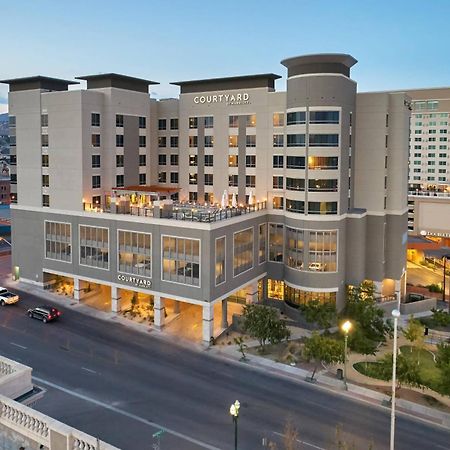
[308,179,338,192]
[273,113,284,127]
[45,221,71,262]
[79,225,109,269]
[309,111,339,124]
[267,279,284,300]
[273,155,284,168]
[246,115,256,127]
[229,115,239,128]
[258,224,267,264]
[273,134,284,147]
[307,230,337,272]
[162,236,200,286]
[215,236,226,285]
[204,116,214,128]
[286,156,305,169]
[285,227,304,270]
[118,230,151,277]
[287,111,306,125]
[269,224,283,262]
[309,134,339,147]
[285,287,336,307]
[308,156,338,170]
[233,228,254,276]
[286,199,305,213]
[286,178,305,191]
[308,201,337,215]
[287,134,306,147]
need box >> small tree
[299,300,335,329]
[234,336,248,361]
[303,332,344,381]
[436,342,450,396]
[242,304,290,352]
[378,352,424,392]
[348,328,377,369]
[403,316,425,364]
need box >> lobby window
[118,230,151,277]
[162,236,200,286]
[139,173,146,185]
[116,154,124,167]
[170,136,179,148]
[229,115,239,128]
[204,174,213,186]
[158,172,167,183]
[285,287,336,307]
[139,116,146,129]
[170,172,179,184]
[273,155,284,168]
[42,195,50,207]
[116,115,124,127]
[246,175,255,188]
[189,136,198,147]
[189,155,197,166]
[116,175,124,187]
[189,192,197,202]
[273,134,284,147]
[42,134,49,147]
[309,134,339,147]
[246,155,256,168]
[287,111,306,125]
[268,279,284,300]
[229,135,238,147]
[233,228,254,276]
[42,174,49,187]
[286,226,304,270]
[307,230,337,272]
[287,134,306,147]
[269,224,283,262]
[45,221,71,262]
[91,113,101,127]
[259,223,267,264]
[92,134,100,147]
[170,118,179,130]
[246,135,256,147]
[229,155,238,167]
[229,175,238,187]
[286,178,305,191]
[80,225,109,270]
[158,119,166,130]
[215,236,226,285]
[139,136,146,147]
[139,154,146,166]
[42,154,49,167]
[204,155,214,167]
[92,154,101,168]
[273,176,283,190]
[273,113,284,127]
[286,156,305,169]
[246,114,256,127]
[308,179,338,192]
[158,137,166,147]
[92,196,101,206]
[308,201,337,215]
[286,199,305,213]
[92,175,101,189]
[204,116,214,128]
[170,154,179,166]
[116,134,124,147]
[189,173,198,185]
[158,154,167,165]
[41,114,48,127]
[309,111,339,124]
[204,136,214,147]
[273,196,284,210]
[189,117,198,129]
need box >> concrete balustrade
[0,356,33,400]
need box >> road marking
[10,342,27,349]
[273,431,325,449]
[81,367,97,374]
[33,376,220,450]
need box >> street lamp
[341,320,352,390]
[442,255,450,313]
[390,309,401,450]
[229,400,240,450]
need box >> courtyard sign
[117,274,152,288]
[193,92,250,105]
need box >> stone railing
[0,356,33,400]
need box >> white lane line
[33,376,220,450]
[273,431,325,450]
[81,367,97,374]
[10,342,27,349]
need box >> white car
[0,287,19,306]
[308,262,326,272]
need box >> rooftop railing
[408,190,450,198]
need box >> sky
[1,0,450,114]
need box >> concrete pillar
[202,302,214,343]
[173,300,181,314]
[221,299,228,329]
[154,295,165,329]
[73,277,81,302]
[373,281,382,299]
[245,281,259,304]
[395,278,402,306]
[111,286,121,313]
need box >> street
[0,284,449,450]
[407,261,444,289]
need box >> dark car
[27,305,61,323]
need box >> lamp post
[390,309,401,450]
[443,255,450,313]
[229,400,240,450]
[341,320,352,390]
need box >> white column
[73,277,81,302]
[394,279,402,307]
[111,286,121,313]
[245,281,259,304]
[221,299,228,329]
[373,281,383,298]
[173,301,181,314]
[154,295,165,329]
[202,302,214,343]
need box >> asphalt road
[0,289,449,450]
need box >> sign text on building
[193,93,250,106]
[117,274,152,288]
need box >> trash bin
[336,368,343,380]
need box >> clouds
[0,97,7,105]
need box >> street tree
[378,352,424,392]
[299,299,335,329]
[348,328,377,369]
[233,336,248,361]
[403,316,425,361]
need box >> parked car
[0,287,19,306]
[308,262,326,272]
[27,306,61,323]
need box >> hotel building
[2,54,410,343]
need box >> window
[286,156,305,169]
[285,227,304,270]
[229,135,238,147]
[8,116,16,127]
[308,156,338,169]
[246,175,255,187]
[273,176,283,189]
[116,154,124,167]
[116,175,124,187]
[158,172,167,183]
[234,228,254,276]
[170,136,179,148]
[10,174,17,184]
[139,173,146,185]
[189,173,198,185]
[309,134,339,147]
[80,225,109,269]
[116,115,124,127]
[215,237,226,285]
[139,154,146,166]
[308,179,338,192]
[441,129,448,134]
[269,224,283,262]
[246,115,256,127]
[162,236,200,286]
[9,136,16,146]
[285,287,336,307]
[273,113,284,127]
[415,130,422,134]
[42,174,49,187]
[204,174,213,186]
[286,199,305,213]
[440,137,448,142]
[45,221,71,262]
[42,134,49,147]
[189,155,197,166]
[309,111,339,124]
[204,155,214,167]
[246,155,256,167]
[41,114,48,127]
[189,117,198,129]
[204,116,214,128]
[139,116,146,129]
[273,197,284,210]
[259,224,267,264]
[273,134,284,147]
[158,154,167,166]
[92,154,101,168]
[204,136,214,147]
[170,172,179,184]
[229,155,238,167]
[116,135,124,147]
[189,136,198,147]
[189,192,197,202]
[229,175,238,187]
[287,134,306,147]
[158,137,166,147]
[273,155,284,168]
[308,201,337,215]
[429,129,437,134]
[229,115,239,128]
[92,175,101,189]
[170,118,179,130]
[118,230,151,277]
[158,119,166,130]
[91,113,100,127]
[286,178,305,191]
[170,154,178,166]
[42,154,49,167]
[287,111,306,125]
[246,135,256,147]
[92,134,100,147]
[205,193,214,203]
[139,136,146,147]
[307,230,337,272]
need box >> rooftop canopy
[112,185,179,195]
[0,76,79,92]
[76,73,159,93]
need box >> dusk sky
[1,0,450,114]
